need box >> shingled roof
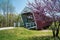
[21,7,32,14]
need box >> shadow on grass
[17,36,60,40]
[29,36,53,40]
[29,36,60,40]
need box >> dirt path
[0,27,15,30]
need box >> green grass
[0,27,60,40]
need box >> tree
[7,14,16,26]
[0,0,15,27]
[43,0,60,38]
[27,0,60,39]
[0,14,4,27]
[0,14,7,27]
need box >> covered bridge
[21,7,52,30]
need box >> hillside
[0,27,60,40]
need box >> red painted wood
[33,13,52,29]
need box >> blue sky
[12,0,33,13]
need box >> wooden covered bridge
[21,7,52,30]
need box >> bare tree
[0,0,15,27]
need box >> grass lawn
[0,27,60,40]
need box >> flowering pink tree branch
[27,0,60,39]
[43,0,60,38]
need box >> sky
[12,0,33,14]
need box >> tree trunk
[52,22,60,40]
[56,28,59,37]
[52,29,56,37]
[56,23,60,38]
[53,22,56,37]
